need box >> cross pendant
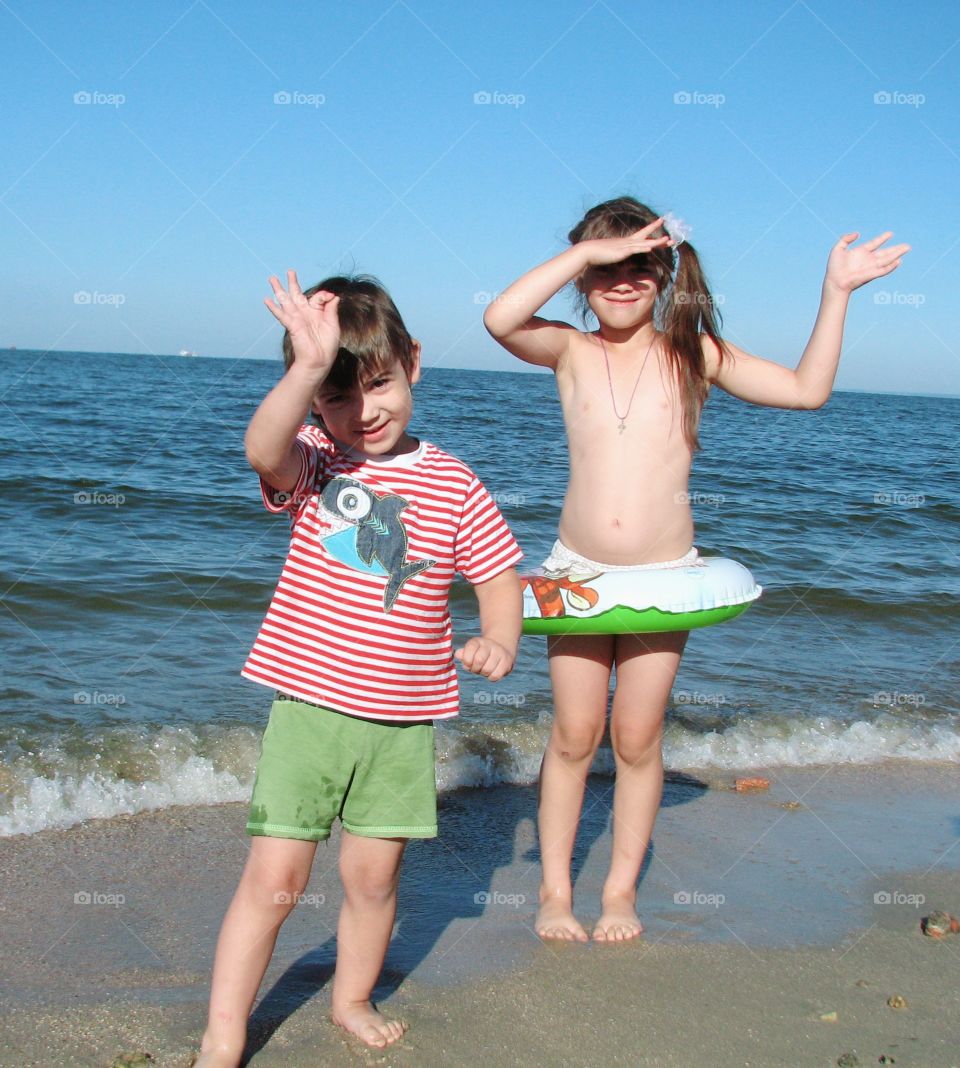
[617,421,626,434]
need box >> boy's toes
[382,1019,407,1044]
[332,1003,407,1048]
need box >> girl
[484,196,908,942]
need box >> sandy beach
[1,764,957,1067]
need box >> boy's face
[311,346,421,457]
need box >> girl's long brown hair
[569,197,725,451]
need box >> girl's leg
[196,835,319,1067]
[536,633,614,941]
[331,831,408,1048]
[593,630,688,942]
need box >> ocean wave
[1,712,957,838]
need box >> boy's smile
[313,352,421,458]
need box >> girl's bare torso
[555,333,696,566]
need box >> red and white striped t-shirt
[242,426,523,721]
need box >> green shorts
[246,696,437,841]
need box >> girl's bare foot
[535,895,589,942]
[332,1001,407,1048]
[593,890,644,941]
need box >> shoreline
[0,764,957,1066]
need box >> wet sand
[0,764,957,1066]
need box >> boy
[196,271,522,1064]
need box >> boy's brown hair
[281,275,417,390]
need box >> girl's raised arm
[482,247,582,369]
[484,223,671,369]
[708,231,910,410]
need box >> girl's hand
[581,219,673,267]
[264,269,340,371]
[824,232,911,294]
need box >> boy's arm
[483,220,672,369]
[707,231,909,410]
[245,271,340,492]
[455,568,522,684]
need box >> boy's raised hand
[582,219,673,266]
[455,637,515,683]
[265,269,341,371]
[825,232,911,294]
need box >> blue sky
[2,0,958,395]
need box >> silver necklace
[599,332,657,433]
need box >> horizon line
[4,346,958,402]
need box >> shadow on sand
[241,763,707,1062]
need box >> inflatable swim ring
[521,557,761,636]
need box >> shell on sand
[920,910,954,938]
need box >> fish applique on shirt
[319,476,435,611]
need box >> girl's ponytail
[662,241,726,451]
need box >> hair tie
[662,212,691,246]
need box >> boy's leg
[536,633,614,941]
[196,835,319,1068]
[593,630,687,942]
[331,830,408,1047]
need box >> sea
[1,350,958,838]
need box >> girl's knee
[610,726,663,768]
[550,721,604,763]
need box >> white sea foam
[662,715,960,770]
[1,714,956,836]
[0,724,260,837]
[0,758,252,838]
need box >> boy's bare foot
[535,897,589,942]
[332,1001,407,1048]
[593,891,643,942]
[191,1046,242,1068]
